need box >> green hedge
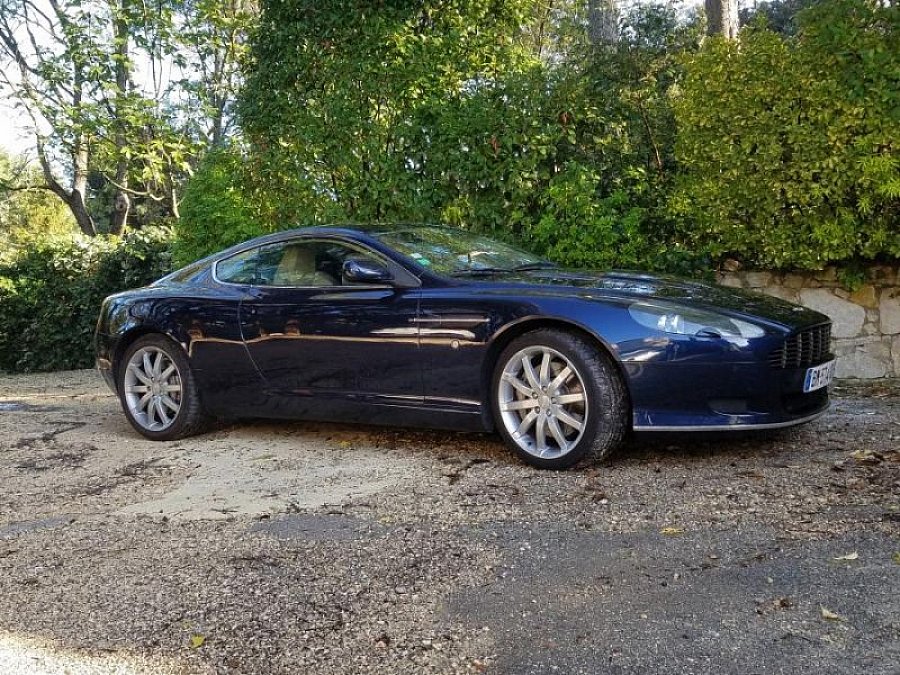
[180,2,703,274]
[672,0,899,269]
[173,149,266,267]
[181,0,895,275]
[0,226,174,373]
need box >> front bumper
[632,406,828,431]
[96,357,117,394]
[95,331,118,395]
[627,357,832,431]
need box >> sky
[0,103,32,156]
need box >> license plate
[803,360,835,393]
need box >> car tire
[117,334,210,441]
[491,328,628,470]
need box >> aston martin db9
[96,225,834,469]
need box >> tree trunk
[211,43,225,147]
[109,0,131,235]
[110,189,130,235]
[65,66,96,236]
[588,0,619,46]
[68,189,95,237]
[170,184,180,220]
[705,0,739,39]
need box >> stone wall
[717,265,900,379]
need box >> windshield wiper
[510,262,558,272]
[450,262,558,278]
[449,267,509,277]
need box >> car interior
[257,241,383,287]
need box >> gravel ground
[0,370,898,674]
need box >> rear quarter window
[215,248,258,284]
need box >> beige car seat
[273,246,337,286]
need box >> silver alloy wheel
[497,345,589,459]
[123,346,183,432]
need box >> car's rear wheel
[117,334,209,441]
[492,329,628,469]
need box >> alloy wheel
[497,345,589,460]
[123,346,183,431]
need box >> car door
[238,236,423,416]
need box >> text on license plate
[804,360,835,393]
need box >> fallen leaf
[660,527,684,536]
[190,634,206,649]
[833,552,859,561]
[338,440,352,449]
[850,450,883,465]
[820,606,843,622]
[892,553,900,565]
[772,596,792,610]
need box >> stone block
[880,289,900,334]
[834,340,890,379]
[868,265,898,285]
[848,285,877,308]
[745,272,772,288]
[760,286,799,303]
[783,274,806,290]
[818,267,838,282]
[893,336,900,377]
[832,336,879,356]
[799,288,865,338]
[719,275,743,289]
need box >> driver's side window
[254,239,385,287]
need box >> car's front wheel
[491,329,628,469]
[117,334,209,441]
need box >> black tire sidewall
[491,329,625,470]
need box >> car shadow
[615,426,810,466]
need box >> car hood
[501,269,828,329]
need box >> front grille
[768,323,832,369]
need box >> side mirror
[342,258,393,283]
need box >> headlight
[628,301,765,339]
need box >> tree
[220,0,707,274]
[0,0,255,235]
[739,0,821,36]
[588,0,619,46]
[673,0,899,269]
[0,150,75,263]
[705,0,739,38]
[176,0,257,150]
[239,0,536,224]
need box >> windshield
[374,226,551,275]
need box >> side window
[215,248,258,284]
[253,239,388,287]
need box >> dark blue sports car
[95,225,834,469]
